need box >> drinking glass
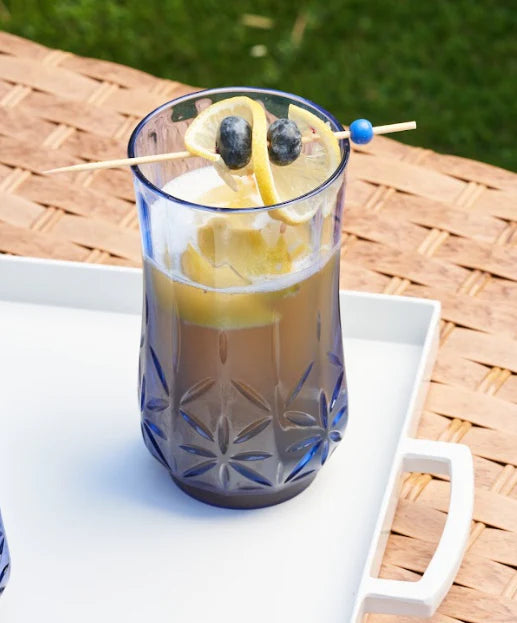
[129,87,350,508]
[0,510,9,594]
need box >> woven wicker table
[2,31,517,622]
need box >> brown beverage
[139,240,347,508]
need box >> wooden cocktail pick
[44,120,416,175]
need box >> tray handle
[363,438,474,617]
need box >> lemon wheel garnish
[184,96,263,173]
[184,96,342,225]
[254,104,342,225]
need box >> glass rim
[128,86,350,214]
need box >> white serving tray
[0,256,473,622]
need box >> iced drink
[130,88,350,508]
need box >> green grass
[2,0,516,170]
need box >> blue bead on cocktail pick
[349,119,374,144]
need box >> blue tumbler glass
[129,87,350,509]
[0,510,9,594]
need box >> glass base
[171,474,317,509]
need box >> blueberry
[216,116,252,170]
[267,119,302,166]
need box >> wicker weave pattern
[2,31,517,622]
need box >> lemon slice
[151,260,276,329]
[196,175,262,208]
[197,217,293,278]
[253,104,342,224]
[184,96,264,176]
[181,243,249,288]
[184,97,342,225]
